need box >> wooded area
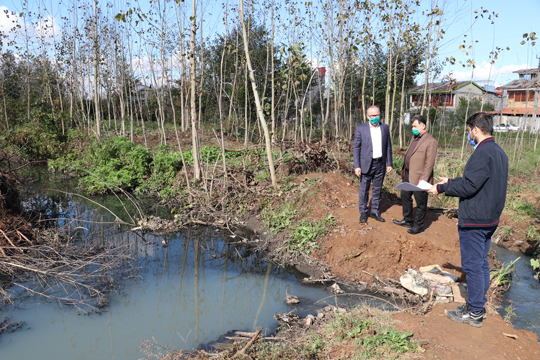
[0,1,442,161]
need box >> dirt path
[299,172,540,359]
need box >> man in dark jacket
[353,105,393,224]
[428,112,508,328]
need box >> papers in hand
[395,180,432,192]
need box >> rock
[328,283,344,294]
[305,317,313,326]
[286,294,300,305]
[422,272,455,284]
[317,312,324,319]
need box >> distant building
[497,68,540,132]
[407,81,502,111]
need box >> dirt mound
[296,172,540,359]
[301,172,462,283]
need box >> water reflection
[0,228,333,359]
[0,168,393,359]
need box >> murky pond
[0,170,381,359]
[1,168,539,359]
[493,245,540,337]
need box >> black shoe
[359,213,368,224]
[393,219,413,228]
[456,304,487,319]
[370,212,385,222]
[407,227,423,234]
[446,303,485,327]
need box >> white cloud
[34,14,62,41]
[0,6,62,47]
[442,61,531,86]
[0,6,23,35]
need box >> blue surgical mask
[370,117,380,125]
[412,128,420,136]
[467,132,477,146]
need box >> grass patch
[288,214,336,254]
[261,202,297,234]
[358,327,417,358]
[490,257,520,287]
[247,305,421,360]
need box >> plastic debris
[400,272,429,295]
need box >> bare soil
[293,171,540,359]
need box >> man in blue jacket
[428,112,508,328]
[353,105,393,224]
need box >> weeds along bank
[4,124,539,273]
[0,149,132,320]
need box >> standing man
[393,114,438,234]
[428,112,508,328]
[353,105,393,224]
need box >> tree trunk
[239,0,277,187]
[190,0,202,181]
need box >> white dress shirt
[369,124,383,159]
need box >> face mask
[467,132,477,146]
[412,128,420,136]
[370,117,380,125]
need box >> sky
[0,0,539,89]
[429,0,540,87]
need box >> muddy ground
[277,171,540,359]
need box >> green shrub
[5,124,72,160]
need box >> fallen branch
[231,326,262,359]
[0,229,23,253]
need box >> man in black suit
[353,105,393,224]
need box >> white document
[395,180,432,192]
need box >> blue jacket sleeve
[439,155,490,198]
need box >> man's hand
[355,168,362,177]
[428,176,449,195]
[386,166,392,173]
[438,176,449,184]
[437,176,448,184]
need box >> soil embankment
[293,172,540,359]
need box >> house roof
[407,81,485,94]
[490,107,540,116]
[498,78,540,90]
[512,68,539,75]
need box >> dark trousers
[458,225,497,312]
[358,158,385,214]
[401,171,428,229]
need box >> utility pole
[531,56,539,150]
[533,56,540,134]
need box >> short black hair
[466,112,493,135]
[411,114,426,126]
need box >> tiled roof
[407,81,484,94]
[512,68,539,75]
[498,78,540,90]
